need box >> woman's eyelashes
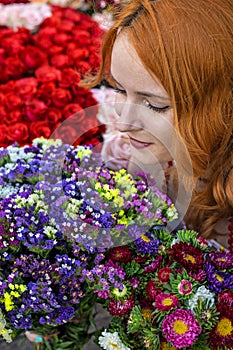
[113,87,170,114]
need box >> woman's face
[111,32,174,167]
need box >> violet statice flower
[205,262,233,293]
[162,309,201,348]
[134,233,160,255]
[39,306,75,325]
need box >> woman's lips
[128,136,153,149]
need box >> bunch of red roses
[0,6,105,148]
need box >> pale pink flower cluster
[92,86,131,170]
[92,12,114,31]
[0,3,52,31]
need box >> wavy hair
[85,0,233,237]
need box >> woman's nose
[115,100,143,132]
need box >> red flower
[19,46,47,70]
[4,56,26,79]
[145,279,161,301]
[14,78,38,99]
[5,93,23,111]
[62,104,85,120]
[25,100,47,121]
[157,267,173,283]
[51,54,69,69]
[35,66,61,83]
[0,125,7,146]
[6,110,22,125]
[30,121,51,139]
[52,124,81,145]
[108,295,135,316]
[209,316,233,349]
[155,293,179,311]
[7,123,29,142]
[51,88,72,108]
[169,242,204,272]
[59,68,80,88]
[107,246,132,263]
[45,108,62,125]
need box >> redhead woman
[86,0,233,251]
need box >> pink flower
[101,132,131,171]
[155,293,179,311]
[178,280,193,295]
[162,309,201,348]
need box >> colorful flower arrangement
[87,229,233,349]
[0,5,105,148]
[0,138,179,349]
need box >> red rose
[72,86,97,108]
[0,66,9,83]
[30,121,51,139]
[25,99,47,121]
[50,54,68,69]
[48,46,64,57]
[59,20,75,32]
[75,60,91,75]
[34,37,53,51]
[1,81,16,94]
[62,8,81,23]
[40,16,61,29]
[1,37,24,55]
[19,46,48,70]
[62,104,85,120]
[45,107,62,125]
[0,48,6,64]
[5,56,26,79]
[5,93,23,111]
[36,26,57,38]
[59,68,80,88]
[5,110,23,125]
[51,88,72,108]
[0,93,5,105]
[37,82,57,106]
[52,33,72,46]
[0,125,7,146]
[0,107,7,121]
[52,124,81,145]
[14,77,38,99]
[68,48,89,65]
[7,122,29,142]
[35,66,61,83]
[72,30,92,47]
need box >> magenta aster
[155,293,179,311]
[145,279,162,301]
[178,280,192,295]
[158,267,173,283]
[108,295,135,316]
[162,309,201,348]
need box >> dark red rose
[35,66,61,83]
[0,107,7,121]
[52,124,80,145]
[62,104,85,120]
[5,110,23,125]
[7,122,29,142]
[45,107,62,125]
[72,86,98,108]
[1,81,16,94]
[34,37,53,51]
[0,93,5,105]
[59,20,75,32]
[14,77,38,99]
[25,99,47,121]
[5,93,23,111]
[52,33,72,46]
[68,48,89,65]
[75,60,91,75]
[59,68,80,88]
[30,121,51,139]
[1,37,24,55]
[51,88,72,107]
[19,46,48,70]
[50,54,68,69]
[37,82,56,98]
[0,66,9,83]
[5,56,26,79]
[72,30,92,47]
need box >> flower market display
[0,137,179,349]
[88,228,233,350]
[0,4,105,149]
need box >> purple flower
[205,262,233,293]
[134,234,160,254]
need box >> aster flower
[107,246,132,263]
[134,234,160,255]
[208,251,233,269]
[145,279,162,301]
[162,309,201,348]
[188,286,215,313]
[155,293,179,311]
[169,242,204,272]
[209,316,233,349]
[108,295,135,316]
[177,280,192,295]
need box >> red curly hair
[84,0,233,237]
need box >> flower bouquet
[0,138,179,349]
[88,228,233,350]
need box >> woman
[85,0,233,250]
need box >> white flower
[188,286,215,313]
[99,330,131,350]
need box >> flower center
[215,273,224,282]
[109,343,121,350]
[216,318,233,337]
[173,320,188,335]
[184,254,195,264]
[217,257,227,262]
[162,298,173,306]
[141,308,152,320]
[141,234,150,243]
